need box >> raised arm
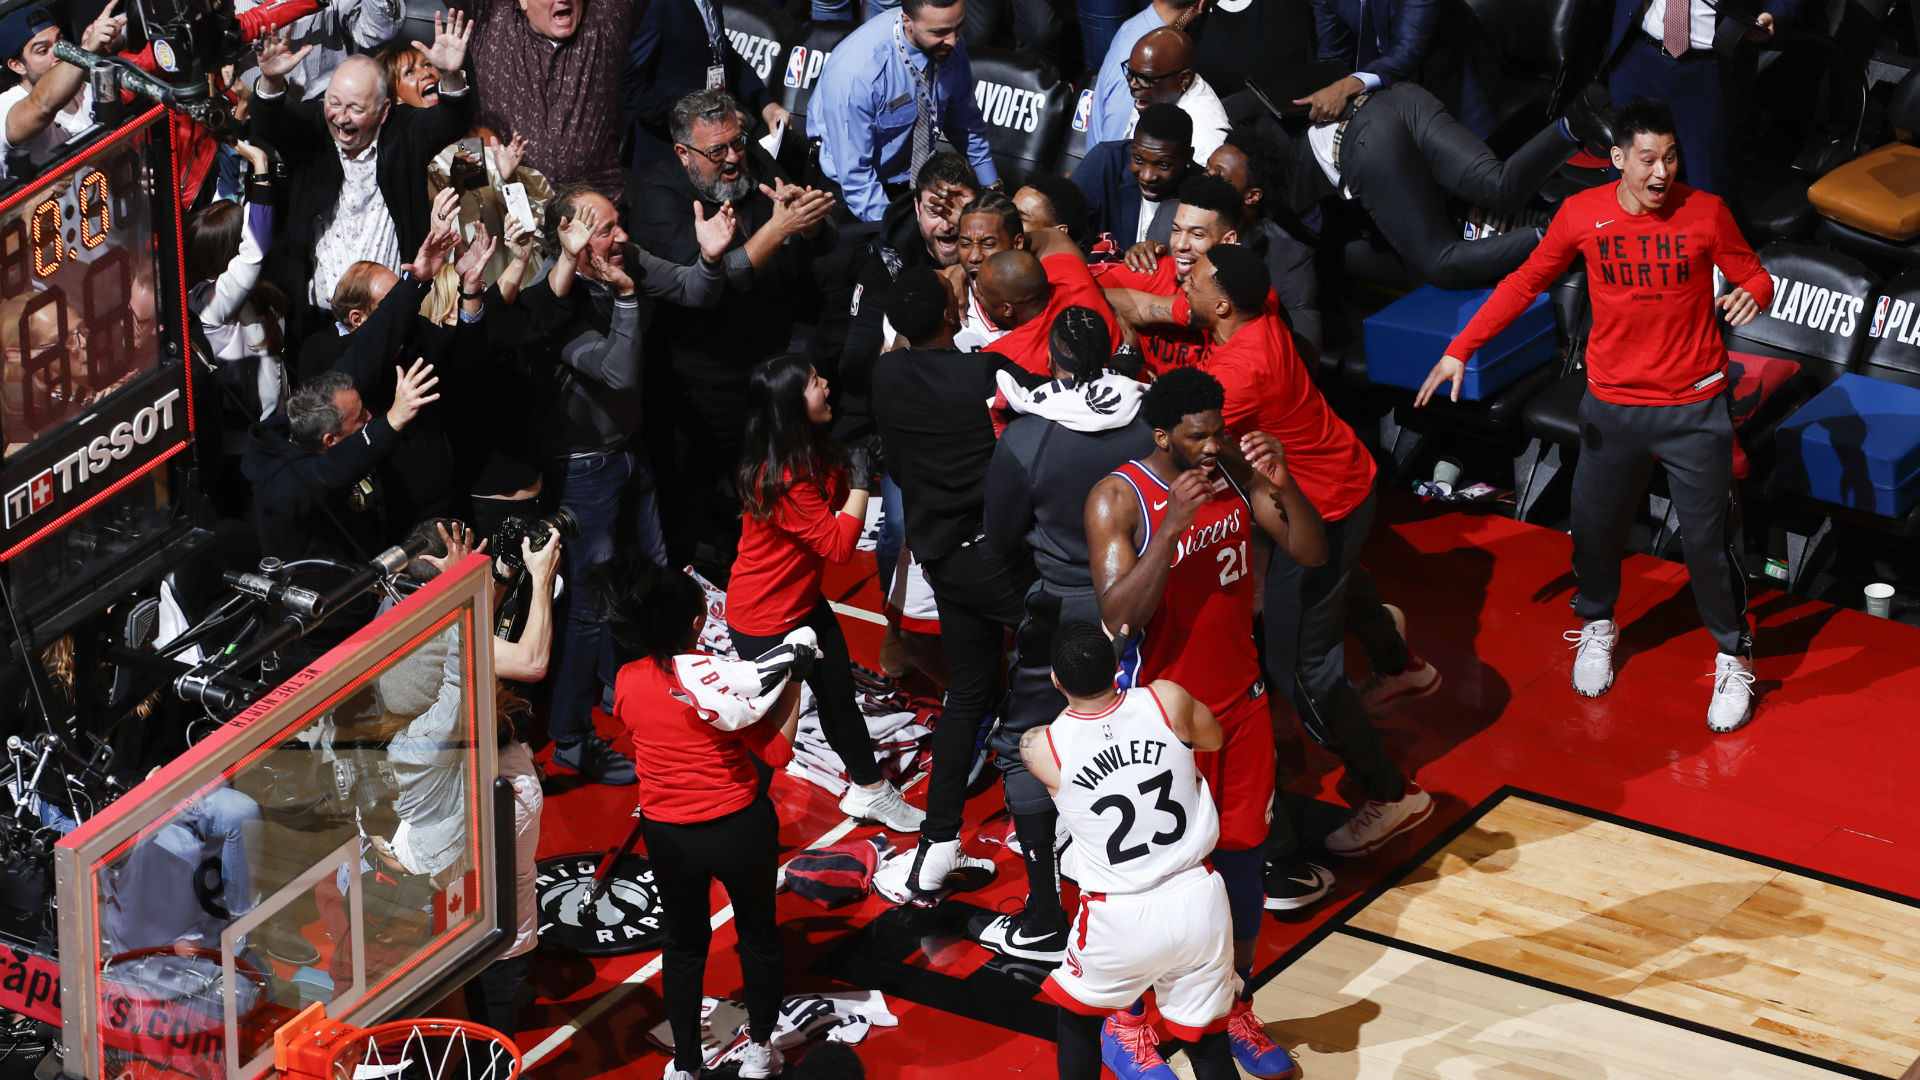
[1417,202,1581,405]
[1218,431,1327,567]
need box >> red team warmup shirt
[615,657,794,824]
[728,466,861,636]
[986,253,1124,375]
[1447,183,1774,406]
[1089,259,1212,374]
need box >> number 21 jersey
[1046,687,1220,894]
[1109,460,1260,716]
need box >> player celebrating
[1084,368,1325,1079]
[1416,99,1772,733]
[1093,172,1249,374]
[1021,621,1244,1080]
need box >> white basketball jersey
[1046,687,1220,895]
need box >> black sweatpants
[920,542,1032,842]
[732,598,884,787]
[1342,83,1574,289]
[1571,391,1750,655]
[1263,492,1407,855]
[644,798,784,1072]
[462,953,531,1036]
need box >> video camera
[54,0,329,136]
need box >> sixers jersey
[1109,460,1260,715]
[1047,688,1221,894]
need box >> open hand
[386,358,441,430]
[1415,355,1465,407]
[455,220,497,289]
[502,214,536,263]
[557,201,598,259]
[487,132,527,178]
[421,521,488,574]
[1240,431,1291,490]
[255,28,314,83]
[693,199,738,261]
[413,9,472,77]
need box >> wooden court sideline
[1240,790,1920,1080]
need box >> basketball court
[495,493,1920,1079]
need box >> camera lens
[545,506,583,542]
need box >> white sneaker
[912,837,997,891]
[1708,653,1756,733]
[736,1040,785,1079]
[1325,781,1434,857]
[662,1062,700,1080]
[839,781,925,832]
[1564,619,1617,697]
[1357,655,1443,715]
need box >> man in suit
[249,15,475,339]
[1070,103,1193,249]
[622,0,789,173]
[1605,0,1801,194]
[1296,0,1440,122]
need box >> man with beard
[808,0,997,223]
[632,88,836,561]
[252,20,475,337]
[1093,172,1244,375]
[1071,104,1192,249]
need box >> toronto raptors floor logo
[535,852,667,956]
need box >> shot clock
[0,106,194,623]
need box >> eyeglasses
[1122,64,1189,89]
[679,133,749,163]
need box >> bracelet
[459,286,485,300]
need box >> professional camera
[491,507,581,576]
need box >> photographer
[396,518,560,1038]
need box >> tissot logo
[4,471,52,528]
[1868,294,1920,346]
[726,29,782,81]
[974,82,1046,134]
[1765,274,1865,338]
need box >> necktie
[1663,0,1691,58]
[911,62,934,180]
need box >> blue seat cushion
[1364,286,1557,401]
[1776,372,1920,515]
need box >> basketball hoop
[272,1004,523,1080]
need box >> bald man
[250,14,476,338]
[1121,28,1229,162]
[979,235,1122,376]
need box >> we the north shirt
[1447,183,1773,406]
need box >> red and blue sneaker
[1227,1000,1300,1079]
[1101,1013,1177,1080]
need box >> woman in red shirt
[605,556,810,1080]
[728,354,924,832]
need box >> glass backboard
[53,555,506,1080]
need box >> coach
[1417,100,1773,734]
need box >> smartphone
[452,136,487,190]
[502,181,535,232]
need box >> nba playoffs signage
[0,366,190,558]
[726,28,783,81]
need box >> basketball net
[272,1004,522,1080]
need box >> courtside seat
[1809,68,1920,265]
[1723,242,1876,386]
[1452,0,1607,154]
[967,48,1074,191]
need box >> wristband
[459,286,485,300]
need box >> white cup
[1431,458,1463,489]
[1865,582,1896,618]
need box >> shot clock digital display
[1,117,163,457]
[0,107,192,601]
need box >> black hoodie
[242,408,398,565]
[831,192,940,442]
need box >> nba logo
[784,46,807,88]
[1871,295,1891,338]
[1072,90,1093,132]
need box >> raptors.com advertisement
[0,366,190,558]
